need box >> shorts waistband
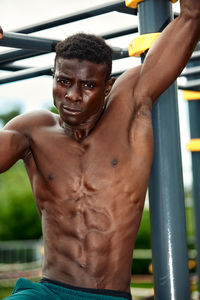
[40,277,132,300]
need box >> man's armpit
[134,102,152,121]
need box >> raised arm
[133,0,200,103]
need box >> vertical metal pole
[137,0,190,299]
[187,45,200,292]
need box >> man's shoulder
[108,65,142,100]
[4,109,58,133]
[21,109,58,125]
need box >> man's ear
[0,27,3,40]
[105,77,115,97]
[51,68,55,78]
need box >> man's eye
[57,78,70,85]
[82,82,95,89]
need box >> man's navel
[111,158,119,167]
[48,173,56,180]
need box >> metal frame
[0,31,129,59]
[0,2,200,298]
[0,0,137,77]
[186,45,200,292]
[0,66,52,84]
[179,79,200,91]
[12,0,137,34]
[0,25,137,72]
[0,32,59,51]
[137,0,190,299]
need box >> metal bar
[0,47,129,72]
[112,71,123,78]
[0,63,30,71]
[0,25,134,66]
[137,0,190,299]
[112,48,129,59]
[0,32,59,51]
[0,49,46,65]
[0,47,128,84]
[101,25,138,39]
[115,6,137,15]
[178,79,200,91]
[191,49,200,61]
[186,45,200,292]
[12,1,135,34]
[180,66,200,77]
[0,66,52,84]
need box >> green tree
[0,106,21,126]
[0,161,42,241]
[0,107,42,240]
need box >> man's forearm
[133,0,200,103]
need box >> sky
[0,0,193,187]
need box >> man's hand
[0,27,3,39]
[180,0,200,19]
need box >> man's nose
[65,85,82,103]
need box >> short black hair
[55,33,113,81]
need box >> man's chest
[26,128,135,195]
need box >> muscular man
[1,1,200,299]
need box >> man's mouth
[62,105,81,115]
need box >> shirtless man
[1,1,200,299]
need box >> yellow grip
[126,0,178,8]
[183,90,200,101]
[129,32,161,57]
[125,0,144,8]
[187,139,200,152]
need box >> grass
[131,282,154,289]
[0,286,13,298]
[0,277,39,299]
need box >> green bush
[135,208,151,249]
[0,161,42,241]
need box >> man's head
[52,33,115,129]
[54,33,113,81]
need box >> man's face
[53,57,112,127]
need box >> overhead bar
[0,49,46,65]
[0,66,52,84]
[102,25,138,39]
[180,66,200,78]
[0,46,129,84]
[0,26,137,68]
[178,79,200,91]
[12,1,137,34]
[0,63,30,72]
[0,31,59,51]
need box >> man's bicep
[0,129,29,173]
[134,11,200,103]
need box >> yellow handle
[129,33,161,57]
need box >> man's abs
[23,114,152,292]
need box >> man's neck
[63,123,90,142]
[60,107,106,142]
[60,116,101,142]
